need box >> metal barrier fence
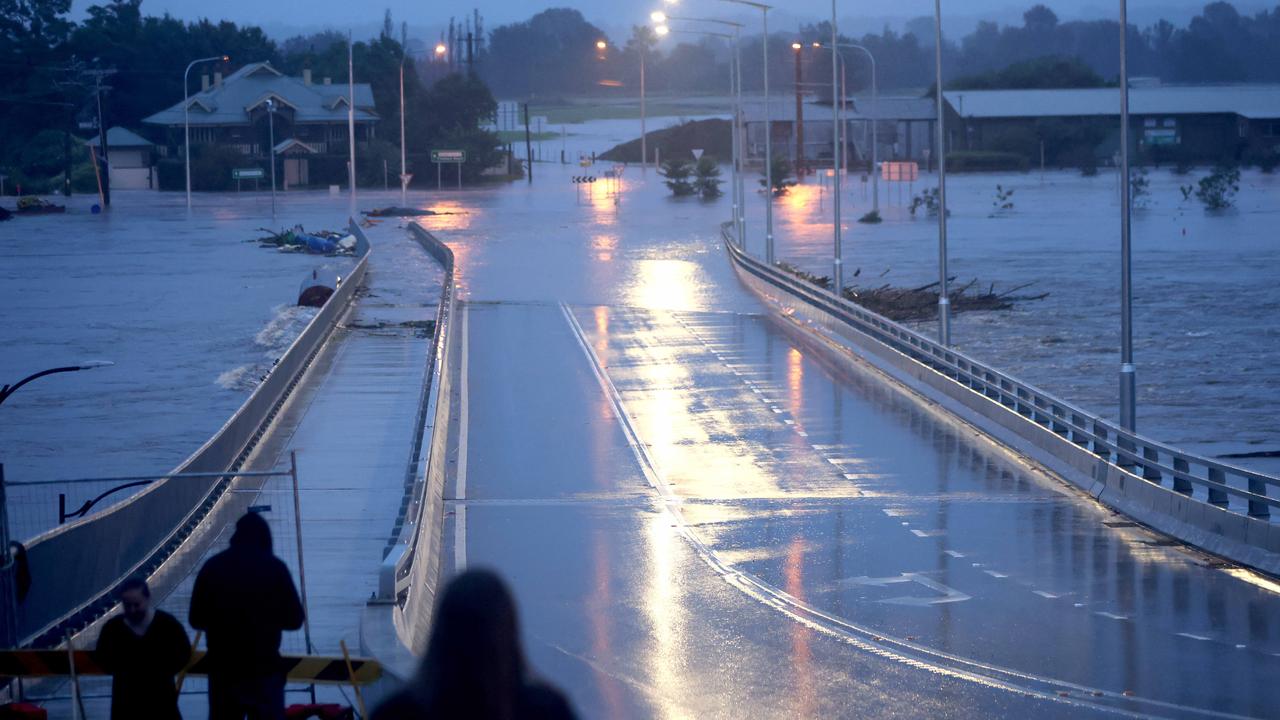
[4,221,371,648]
[723,223,1278,525]
[381,222,456,656]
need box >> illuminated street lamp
[665,0,775,262]
[184,55,228,210]
[434,43,447,58]
[653,18,745,244]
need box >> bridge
[4,173,1279,719]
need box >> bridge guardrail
[723,223,1279,569]
[382,222,456,656]
[10,222,371,647]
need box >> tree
[759,155,796,196]
[659,159,696,196]
[694,156,722,199]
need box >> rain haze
[5,0,1280,717]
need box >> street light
[184,55,228,210]
[0,360,112,649]
[0,361,114,408]
[812,41,880,215]
[1118,0,1136,432]
[653,20,744,243]
[266,97,278,217]
[933,0,951,346]
[666,0,775,262]
[652,11,747,243]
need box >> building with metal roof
[943,85,1280,166]
[741,96,940,170]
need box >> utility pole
[523,103,534,183]
[83,67,117,207]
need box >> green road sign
[232,168,265,180]
[431,149,466,163]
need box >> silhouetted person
[372,568,577,720]
[190,512,305,720]
[95,576,192,720]
[8,541,30,603]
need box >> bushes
[946,151,1029,172]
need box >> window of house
[1265,122,1280,138]
[1144,118,1157,128]
[1162,118,1176,128]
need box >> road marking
[1033,590,1062,599]
[1176,632,1211,641]
[910,529,945,538]
[983,570,1009,579]
[454,303,470,572]
[842,573,972,606]
[1095,611,1129,621]
[559,305,1203,718]
[944,550,966,558]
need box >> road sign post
[431,150,465,191]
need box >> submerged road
[418,164,1279,719]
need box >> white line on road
[455,303,470,572]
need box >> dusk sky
[68,0,1272,41]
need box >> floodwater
[4,115,1279,719]
[761,167,1280,471]
[0,192,357,537]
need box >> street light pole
[933,0,951,346]
[266,98,277,217]
[830,0,842,292]
[400,53,408,207]
[641,42,648,170]
[183,55,226,210]
[0,362,114,408]
[1119,0,1136,431]
[0,360,112,649]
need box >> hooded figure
[190,512,305,720]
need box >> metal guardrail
[9,222,372,648]
[723,223,1277,523]
[383,222,456,656]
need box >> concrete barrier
[723,228,1280,576]
[363,222,456,665]
[16,222,372,646]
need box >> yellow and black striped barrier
[0,651,383,686]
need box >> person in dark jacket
[371,568,577,720]
[95,576,192,720]
[190,512,305,720]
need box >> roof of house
[944,85,1280,120]
[143,62,378,127]
[85,127,153,147]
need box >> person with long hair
[373,569,577,720]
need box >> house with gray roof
[143,61,378,188]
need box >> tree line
[1,0,500,192]
[474,2,1280,98]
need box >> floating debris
[254,225,357,256]
[362,206,438,217]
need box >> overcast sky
[69,1,1273,41]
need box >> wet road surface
[421,163,1279,718]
